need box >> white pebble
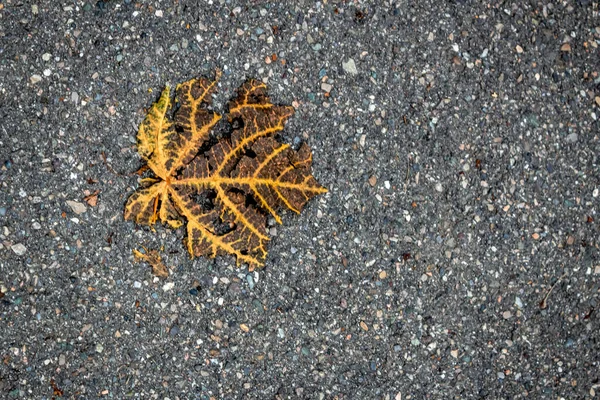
[66,200,87,215]
[342,58,358,75]
[321,82,332,92]
[359,135,366,147]
[515,297,523,309]
[11,243,27,256]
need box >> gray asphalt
[1,1,599,399]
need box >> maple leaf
[124,72,327,267]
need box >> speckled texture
[1,1,599,399]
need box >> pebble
[66,200,87,215]
[30,74,42,84]
[42,53,52,61]
[32,222,41,230]
[43,69,52,77]
[342,58,358,75]
[435,183,443,192]
[11,243,27,256]
[162,282,174,292]
[515,296,523,309]
[321,82,332,92]
[502,311,512,319]
[0,207,6,216]
[565,133,578,143]
[59,354,66,366]
[133,281,142,288]
[246,275,255,290]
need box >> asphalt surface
[1,1,599,399]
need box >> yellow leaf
[125,73,327,267]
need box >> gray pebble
[342,58,358,75]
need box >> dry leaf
[133,248,169,278]
[83,190,100,207]
[124,71,327,267]
[50,379,64,397]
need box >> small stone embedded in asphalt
[11,243,27,256]
[342,58,358,75]
[30,74,42,84]
[321,82,332,92]
[515,296,523,309]
[565,132,578,143]
[66,200,87,215]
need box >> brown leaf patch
[133,248,169,278]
